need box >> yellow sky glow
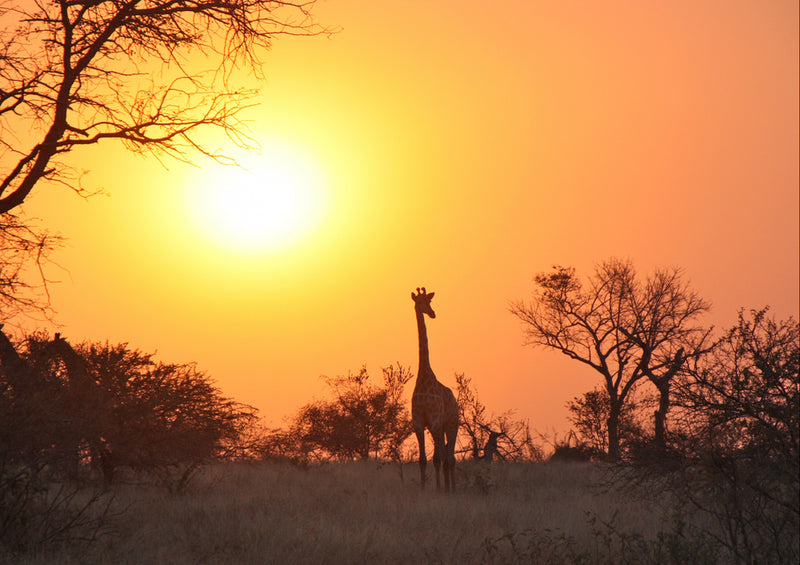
[185,143,328,254]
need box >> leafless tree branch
[1,0,332,213]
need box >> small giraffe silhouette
[411,287,458,492]
[481,428,505,462]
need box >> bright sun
[188,143,326,253]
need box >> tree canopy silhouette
[0,0,327,214]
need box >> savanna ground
[5,460,748,565]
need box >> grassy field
[3,460,764,564]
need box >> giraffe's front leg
[415,428,427,489]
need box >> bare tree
[0,0,328,214]
[624,267,712,449]
[510,259,711,459]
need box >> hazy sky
[20,0,799,433]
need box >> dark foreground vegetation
[0,459,796,565]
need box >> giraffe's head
[411,287,436,318]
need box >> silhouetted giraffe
[0,324,26,390]
[46,334,114,483]
[411,287,458,492]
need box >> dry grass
[9,460,724,564]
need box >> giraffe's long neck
[416,309,432,373]
[52,338,89,389]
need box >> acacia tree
[510,258,711,459]
[1,0,326,214]
[74,339,258,482]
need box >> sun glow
[188,143,327,253]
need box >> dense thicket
[1,330,256,484]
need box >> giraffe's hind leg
[444,425,457,492]
[446,450,456,492]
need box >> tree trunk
[653,379,671,450]
[607,407,621,461]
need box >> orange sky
[18,0,800,434]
